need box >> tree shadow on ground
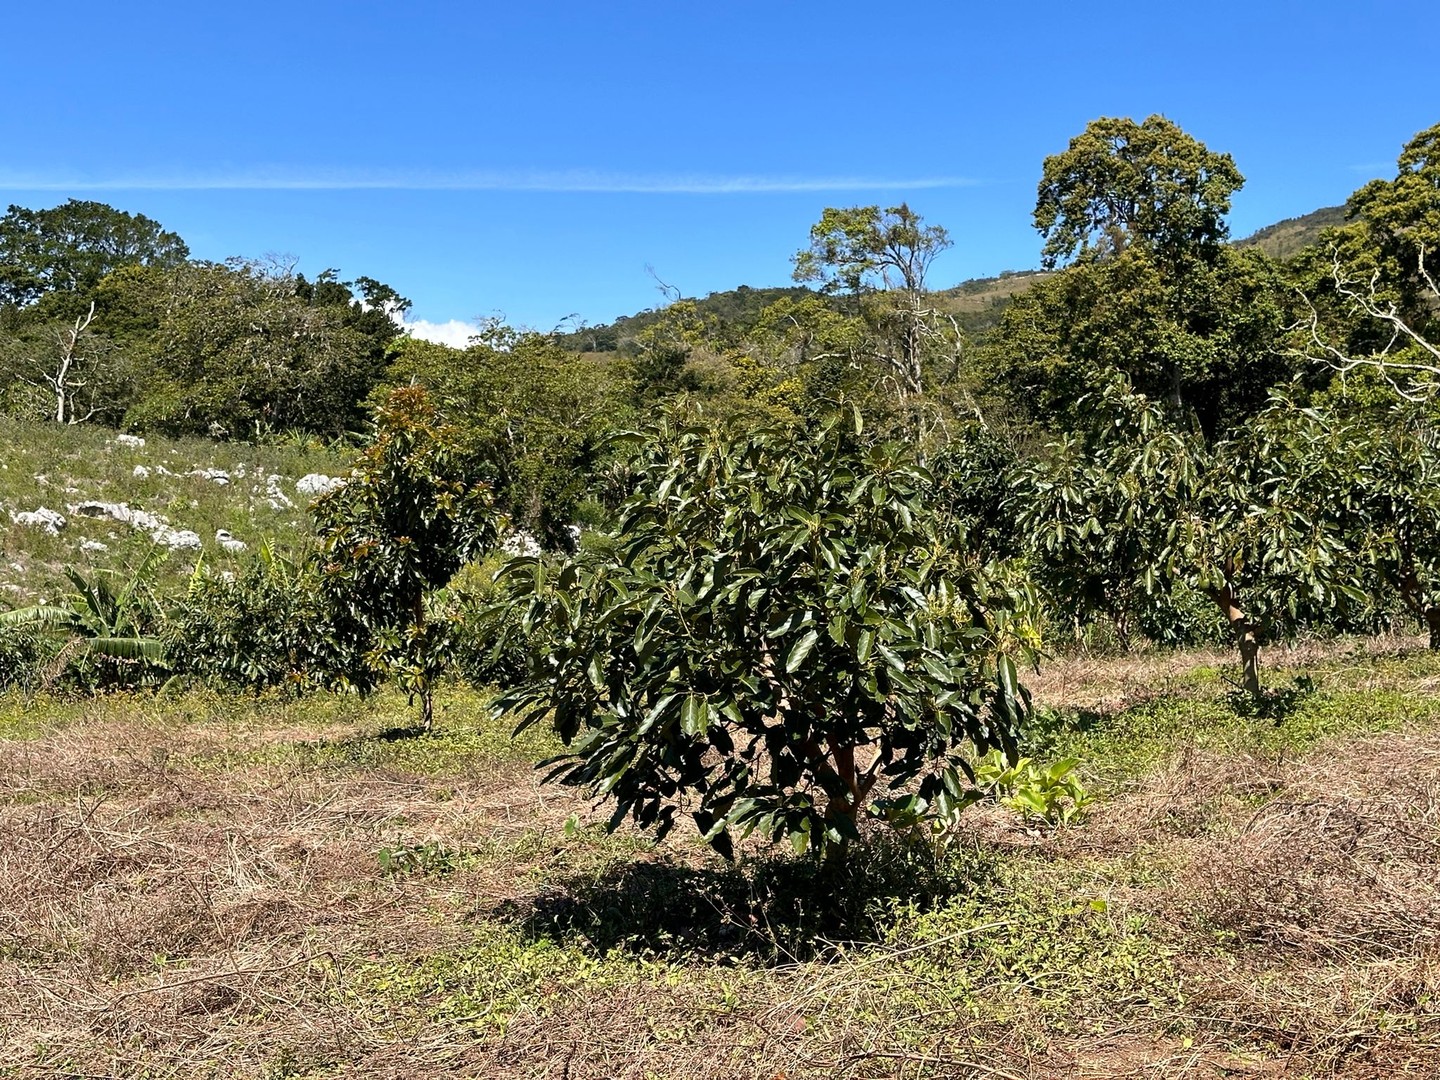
[1225,674,1318,723]
[497,837,1000,964]
[372,723,429,741]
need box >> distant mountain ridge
[562,206,1348,353]
[1235,205,1347,260]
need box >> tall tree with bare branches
[793,204,955,401]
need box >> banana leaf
[84,636,166,662]
[0,604,83,629]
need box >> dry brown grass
[1028,631,1436,712]
[2,657,1439,1079]
[1030,726,1440,1079]
[1155,734,1440,1077]
[0,701,575,1077]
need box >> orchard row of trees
[5,114,1440,858]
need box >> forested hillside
[548,202,1354,361]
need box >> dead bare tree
[20,302,101,424]
[644,264,682,307]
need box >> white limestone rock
[501,531,543,558]
[71,501,166,532]
[263,474,295,511]
[296,473,345,498]
[11,507,66,534]
[115,433,146,448]
[152,527,202,551]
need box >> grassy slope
[2,638,1438,1078]
[932,269,1056,335]
[0,418,343,603]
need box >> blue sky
[3,1,1437,341]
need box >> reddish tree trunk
[1205,583,1260,697]
[1397,567,1440,650]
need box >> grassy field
[2,637,1438,1079]
[0,418,343,603]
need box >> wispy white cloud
[401,317,481,349]
[0,167,979,194]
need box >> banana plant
[0,548,169,676]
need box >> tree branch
[1292,245,1440,401]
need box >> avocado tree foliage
[1016,379,1353,695]
[167,541,336,692]
[1343,418,1440,646]
[494,411,1037,860]
[314,386,503,729]
[1280,123,1440,644]
[1273,395,1440,647]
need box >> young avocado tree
[1350,420,1440,646]
[1283,124,1440,643]
[314,386,503,730]
[1016,379,1353,696]
[167,541,336,692]
[493,410,1038,861]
